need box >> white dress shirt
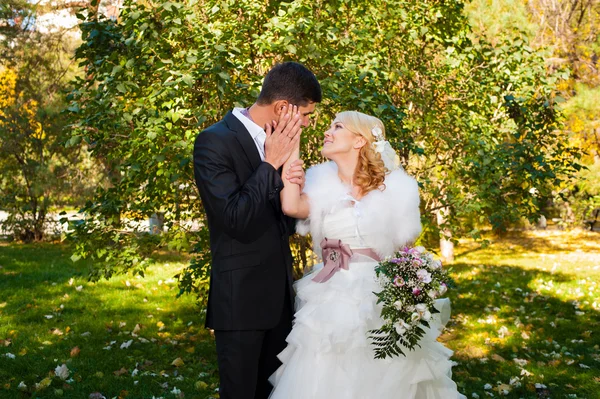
[232,107,266,161]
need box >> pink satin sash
[312,238,382,283]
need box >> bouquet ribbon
[313,238,381,283]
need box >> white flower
[422,310,432,321]
[410,312,421,323]
[416,269,432,283]
[393,300,403,310]
[432,259,442,269]
[415,303,428,313]
[371,126,383,139]
[394,320,410,335]
[427,290,438,299]
[55,364,70,380]
[438,283,448,295]
[395,324,407,336]
[373,140,386,154]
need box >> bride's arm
[280,143,310,219]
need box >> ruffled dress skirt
[269,256,466,399]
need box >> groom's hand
[286,159,305,191]
[264,105,302,170]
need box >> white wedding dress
[269,198,466,399]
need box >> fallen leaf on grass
[120,340,133,349]
[70,346,80,357]
[88,393,106,399]
[496,383,511,394]
[195,381,208,390]
[113,368,128,376]
[491,354,506,362]
[35,377,52,391]
[55,364,70,380]
[513,358,528,366]
[132,324,142,336]
[172,357,185,367]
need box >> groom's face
[275,101,317,128]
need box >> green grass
[445,229,600,398]
[1,230,599,398]
[0,243,218,399]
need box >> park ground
[0,229,599,399]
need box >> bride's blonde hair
[335,111,388,195]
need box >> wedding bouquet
[369,246,451,359]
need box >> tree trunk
[149,212,164,234]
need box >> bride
[268,111,465,398]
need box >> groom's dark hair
[257,62,322,106]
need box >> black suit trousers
[214,290,293,399]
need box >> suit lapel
[224,111,262,171]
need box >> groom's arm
[194,131,284,243]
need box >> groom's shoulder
[195,117,235,146]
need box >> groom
[193,62,321,399]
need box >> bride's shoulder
[306,161,337,178]
[374,169,420,208]
[305,161,338,188]
[384,169,419,193]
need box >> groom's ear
[273,100,290,116]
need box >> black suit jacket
[193,111,295,331]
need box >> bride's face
[321,120,365,159]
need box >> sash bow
[312,238,354,283]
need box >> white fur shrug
[296,161,422,260]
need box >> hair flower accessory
[371,126,384,140]
[371,138,402,172]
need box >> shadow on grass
[456,229,600,260]
[0,243,218,398]
[444,261,600,398]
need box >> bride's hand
[286,159,305,191]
